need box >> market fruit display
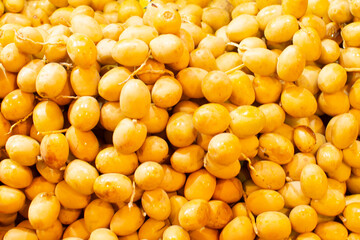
[0,0,360,239]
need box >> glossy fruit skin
[2,0,360,239]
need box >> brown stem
[7,111,33,134]
[15,31,66,46]
[38,128,68,135]
[243,192,259,235]
[118,50,151,86]
[345,67,360,72]
[127,181,137,208]
[55,95,79,100]
[225,64,245,74]
[0,63,8,81]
